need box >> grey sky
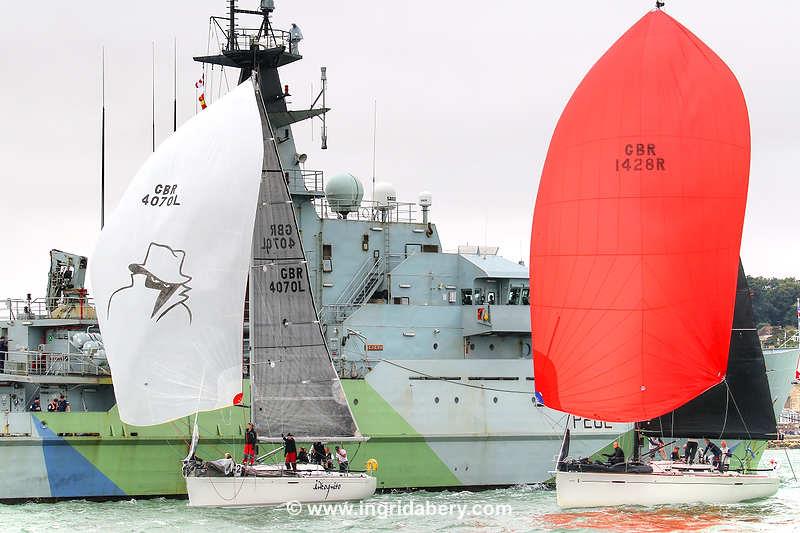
[2,0,798,298]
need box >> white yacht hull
[556,470,779,508]
[186,471,377,508]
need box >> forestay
[92,80,263,426]
[249,76,360,440]
[530,11,751,422]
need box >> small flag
[534,391,544,406]
[195,74,207,110]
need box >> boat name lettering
[141,184,181,207]
[312,479,342,497]
[572,416,612,430]
[615,143,665,172]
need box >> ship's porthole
[433,342,438,350]
[454,397,460,404]
[470,343,475,351]
[353,398,359,406]
[489,343,495,351]
[531,397,536,404]
[493,397,498,404]
[434,396,440,404]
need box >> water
[2,450,799,532]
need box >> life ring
[365,458,379,472]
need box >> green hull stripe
[342,380,461,488]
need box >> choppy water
[2,449,799,532]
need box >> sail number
[141,184,181,207]
[615,143,665,172]
[261,224,296,251]
[268,267,306,293]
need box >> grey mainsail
[249,75,360,440]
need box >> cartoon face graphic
[108,243,193,324]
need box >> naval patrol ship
[0,2,796,501]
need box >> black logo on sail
[108,242,193,324]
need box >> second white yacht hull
[556,469,779,509]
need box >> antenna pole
[320,66,328,150]
[100,46,106,230]
[152,41,156,152]
[228,0,236,51]
[371,99,377,201]
[173,37,177,133]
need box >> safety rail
[1,296,96,321]
[322,254,388,324]
[209,19,297,54]
[314,198,423,224]
[285,169,324,194]
[0,350,110,377]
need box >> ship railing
[285,169,324,195]
[209,19,296,54]
[321,254,388,324]
[314,198,423,224]
[0,350,110,378]
[1,296,96,321]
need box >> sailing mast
[152,41,156,152]
[100,46,106,230]
[173,37,178,133]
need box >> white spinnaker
[91,80,263,426]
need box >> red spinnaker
[530,11,750,422]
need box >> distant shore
[769,435,800,449]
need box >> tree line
[747,275,800,327]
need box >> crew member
[603,441,625,465]
[648,436,667,460]
[297,447,309,464]
[283,433,297,472]
[684,438,699,464]
[243,422,258,466]
[311,441,325,464]
[670,446,681,461]
[56,394,70,412]
[703,437,723,471]
[335,445,349,472]
[720,440,731,470]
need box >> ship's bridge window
[473,288,484,305]
[522,288,530,305]
[487,291,496,305]
[509,286,530,305]
[322,244,333,273]
[422,244,439,253]
[461,289,473,305]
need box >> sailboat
[529,7,779,508]
[91,56,376,508]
